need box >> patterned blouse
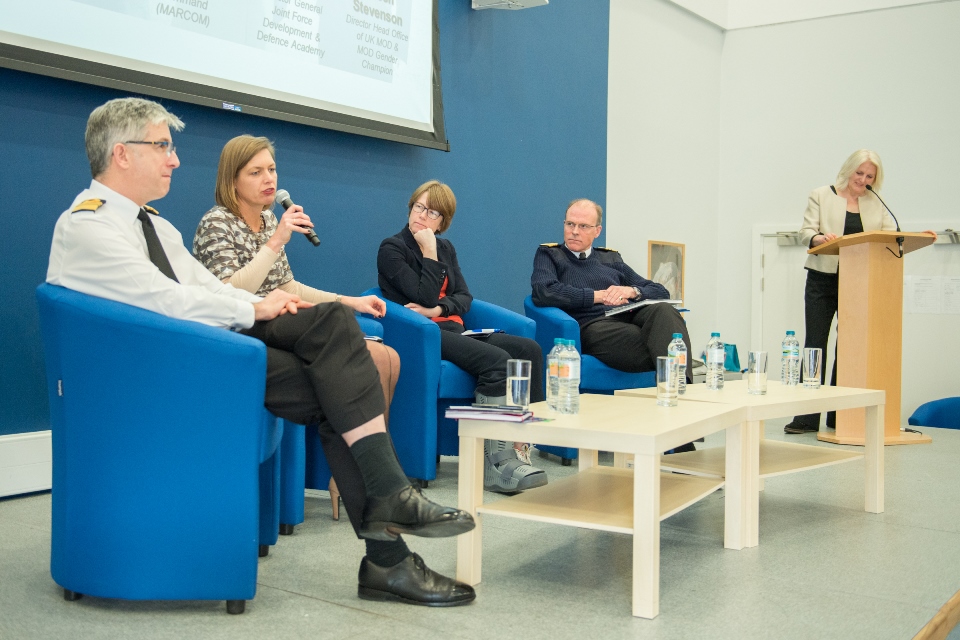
[193,206,293,297]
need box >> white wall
[717,0,960,421]
[666,0,728,28]
[607,0,724,354]
[608,0,959,421]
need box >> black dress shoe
[359,485,475,541]
[784,421,819,434]
[358,553,476,607]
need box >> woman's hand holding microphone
[266,205,315,253]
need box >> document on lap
[604,299,683,317]
[461,329,504,337]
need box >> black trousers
[793,269,839,428]
[580,303,693,382]
[436,321,545,403]
[242,303,385,537]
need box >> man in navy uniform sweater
[530,198,693,383]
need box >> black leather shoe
[784,421,819,434]
[359,485,475,541]
[358,553,476,607]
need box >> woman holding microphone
[193,136,475,607]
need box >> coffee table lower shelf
[659,439,863,479]
[476,466,724,534]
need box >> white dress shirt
[47,180,260,329]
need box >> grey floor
[2,419,960,640]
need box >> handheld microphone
[274,189,320,247]
[866,185,903,258]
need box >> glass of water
[746,351,768,395]
[656,356,679,407]
[506,359,531,409]
[803,348,822,389]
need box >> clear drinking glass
[506,359,532,409]
[656,356,679,407]
[746,351,768,395]
[802,348,822,389]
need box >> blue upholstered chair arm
[37,284,268,436]
[524,295,582,357]
[361,287,439,479]
[462,299,535,339]
[356,315,384,338]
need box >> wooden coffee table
[455,393,747,619]
[616,380,885,548]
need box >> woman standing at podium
[783,149,897,434]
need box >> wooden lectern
[809,231,935,445]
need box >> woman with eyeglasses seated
[377,180,547,494]
[192,137,478,607]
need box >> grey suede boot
[476,393,548,493]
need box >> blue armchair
[524,295,656,463]
[279,316,384,534]
[362,287,535,483]
[36,284,282,615]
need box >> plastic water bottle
[705,332,725,390]
[781,330,801,386]
[557,339,580,414]
[545,338,563,411]
[667,333,687,395]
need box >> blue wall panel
[0,1,608,436]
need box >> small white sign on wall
[943,277,960,314]
[905,276,960,314]
[905,276,942,314]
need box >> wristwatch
[335,294,342,303]
[632,286,642,299]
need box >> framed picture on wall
[647,241,685,301]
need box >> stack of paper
[444,405,533,422]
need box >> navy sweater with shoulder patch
[530,244,669,326]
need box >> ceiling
[668,0,946,30]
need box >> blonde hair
[215,135,276,216]
[408,180,457,234]
[566,198,603,226]
[835,149,884,193]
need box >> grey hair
[566,198,603,226]
[85,98,184,178]
[835,149,884,193]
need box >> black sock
[365,537,411,568]
[349,432,410,497]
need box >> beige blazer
[799,184,897,274]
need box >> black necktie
[137,208,179,283]
[578,252,586,260]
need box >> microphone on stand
[274,189,320,247]
[866,184,903,258]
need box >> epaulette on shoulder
[595,246,619,253]
[142,205,160,216]
[71,198,105,214]
[540,242,560,248]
